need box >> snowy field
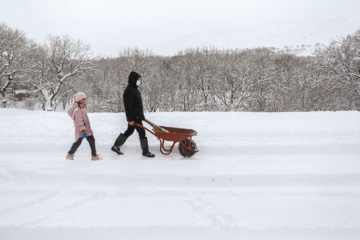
[0,109,359,240]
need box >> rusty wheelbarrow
[136,119,199,158]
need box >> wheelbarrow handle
[144,119,170,133]
[136,123,158,138]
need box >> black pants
[68,135,97,156]
[124,121,146,139]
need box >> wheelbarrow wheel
[178,139,197,158]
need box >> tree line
[1,23,359,112]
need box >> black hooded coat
[123,72,145,122]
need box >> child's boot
[66,153,74,160]
[91,154,102,161]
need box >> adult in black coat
[124,71,145,125]
[111,71,155,157]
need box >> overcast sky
[1,0,359,56]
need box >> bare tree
[210,50,259,111]
[29,35,95,111]
[0,24,28,107]
[314,29,360,110]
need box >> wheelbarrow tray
[153,126,197,142]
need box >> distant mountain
[151,16,360,56]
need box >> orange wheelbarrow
[136,119,199,158]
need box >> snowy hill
[0,109,359,240]
[151,15,360,56]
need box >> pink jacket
[67,104,94,141]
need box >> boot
[111,134,128,155]
[66,153,74,160]
[140,138,155,157]
[91,154,103,161]
[111,146,123,155]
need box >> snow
[0,109,359,240]
[152,15,360,56]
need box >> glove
[132,122,138,127]
[81,131,88,138]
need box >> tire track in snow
[185,196,237,228]
[0,192,59,216]
[60,191,108,213]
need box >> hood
[67,103,84,119]
[128,71,141,88]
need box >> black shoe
[140,138,155,158]
[111,146,123,155]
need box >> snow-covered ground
[0,109,359,240]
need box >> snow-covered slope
[152,15,360,56]
[0,109,359,240]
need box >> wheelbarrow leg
[158,138,176,155]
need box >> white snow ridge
[0,109,359,240]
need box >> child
[66,92,102,161]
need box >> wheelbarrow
[136,119,199,158]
